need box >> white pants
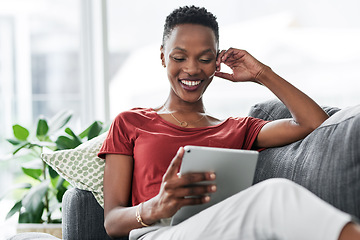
[130,179,352,240]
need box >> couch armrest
[62,188,129,240]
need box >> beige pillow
[41,132,107,207]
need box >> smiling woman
[98,5,360,240]
[160,24,218,120]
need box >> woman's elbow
[104,218,116,238]
[104,213,131,238]
[104,215,123,238]
[307,115,329,133]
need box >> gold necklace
[162,105,206,127]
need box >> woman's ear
[160,45,166,68]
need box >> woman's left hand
[215,48,266,83]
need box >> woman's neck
[163,97,206,114]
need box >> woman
[99,6,360,240]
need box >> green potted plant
[1,110,106,237]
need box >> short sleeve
[98,112,135,159]
[243,117,269,150]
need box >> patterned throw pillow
[41,132,107,207]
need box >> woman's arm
[215,48,329,148]
[103,148,216,238]
[252,66,329,147]
[103,154,137,236]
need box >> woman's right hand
[147,147,217,221]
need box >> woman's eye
[172,57,185,62]
[200,59,212,63]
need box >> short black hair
[162,6,219,47]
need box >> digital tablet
[170,145,259,226]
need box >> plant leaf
[78,121,103,139]
[48,110,72,135]
[55,136,81,150]
[65,128,83,145]
[50,175,59,188]
[22,168,43,181]
[87,121,103,140]
[64,127,77,138]
[6,200,23,219]
[21,159,43,180]
[13,124,29,141]
[48,165,59,179]
[22,181,49,219]
[36,118,49,140]
[0,183,32,201]
[56,185,67,202]
[56,128,82,149]
[18,202,45,223]
[6,138,22,146]
[18,212,32,223]
[78,126,90,139]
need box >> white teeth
[181,80,201,86]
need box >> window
[0,0,110,152]
[0,1,109,233]
[0,0,81,141]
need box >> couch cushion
[248,98,340,120]
[249,100,360,219]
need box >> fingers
[214,71,235,81]
[167,171,216,189]
[181,194,211,206]
[167,183,217,199]
[163,176,216,210]
[216,48,246,81]
[164,172,216,200]
[216,48,245,66]
[163,147,184,181]
[159,148,217,215]
[216,50,226,71]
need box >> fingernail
[211,185,217,192]
[210,172,216,180]
[204,196,211,202]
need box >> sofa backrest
[249,99,360,220]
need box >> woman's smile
[179,79,203,91]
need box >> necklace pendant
[180,121,188,127]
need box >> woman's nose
[183,59,201,75]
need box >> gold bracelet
[136,202,151,227]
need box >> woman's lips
[179,79,203,91]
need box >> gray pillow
[248,99,360,219]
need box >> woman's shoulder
[225,116,252,123]
[223,116,267,127]
[113,107,156,123]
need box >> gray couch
[62,99,360,240]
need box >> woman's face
[161,24,218,104]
